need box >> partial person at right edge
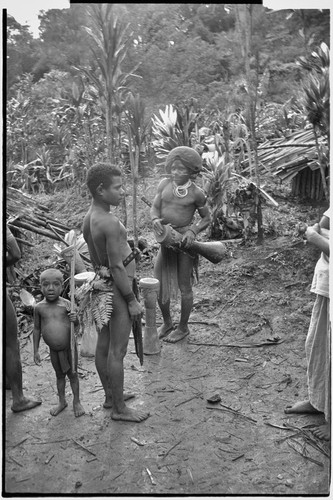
[285,209,330,441]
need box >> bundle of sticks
[7,187,71,246]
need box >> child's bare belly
[42,320,70,351]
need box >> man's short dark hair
[87,163,122,196]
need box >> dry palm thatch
[240,128,327,183]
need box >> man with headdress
[150,146,211,343]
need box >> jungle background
[4,3,331,496]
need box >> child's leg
[49,350,68,416]
[67,345,85,417]
[68,372,85,417]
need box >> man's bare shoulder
[157,177,171,192]
[192,183,207,204]
[88,208,119,230]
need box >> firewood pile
[7,187,71,246]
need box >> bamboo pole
[70,234,77,374]
[9,220,62,241]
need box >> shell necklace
[173,180,192,198]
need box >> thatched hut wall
[291,167,327,200]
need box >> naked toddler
[33,268,85,417]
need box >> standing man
[6,225,42,412]
[83,162,149,422]
[150,146,211,343]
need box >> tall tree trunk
[128,126,139,247]
[237,4,263,243]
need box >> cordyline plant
[76,4,141,160]
[124,93,151,246]
[298,42,330,201]
[151,100,200,166]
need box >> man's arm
[305,223,329,257]
[319,214,330,231]
[190,203,211,235]
[104,216,142,318]
[6,227,21,267]
[150,178,169,221]
[180,185,210,246]
[151,179,169,237]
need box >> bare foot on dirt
[312,423,330,441]
[163,327,189,343]
[73,402,85,417]
[284,400,322,414]
[11,398,42,413]
[111,406,150,422]
[50,401,68,416]
[158,323,174,339]
[103,392,136,409]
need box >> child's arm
[64,299,79,328]
[68,310,79,326]
[33,306,42,365]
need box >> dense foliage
[6,4,330,238]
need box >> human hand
[305,223,320,243]
[182,229,196,248]
[152,219,164,237]
[127,298,143,321]
[34,352,41,365]
[296,222,308,237]
[68,311,78,323]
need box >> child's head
[87,163,122,197]
[40,268,64,302]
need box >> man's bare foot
[111,406,150,422]
[73,401,85,417]
[103,392,136,409]
[312,423,330,441]
[163,327,189,343]
[158,323,174,339]
[11,398,42,413]
[284,400,322,414]
[50,401,68,416]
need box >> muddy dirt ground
[3,188,331,496]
